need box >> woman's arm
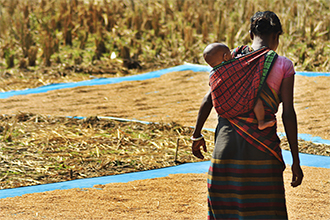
[191,90,213,159]
[280,75,304,187]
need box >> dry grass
[0,112,328,190]
[0,0,329,94]
[281,138,330,156]
[0,113,215,189]
[0,0,329,81]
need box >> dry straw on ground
[0,111,329,190]
[0,113,215,189]
[0,70,329,219]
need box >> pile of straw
[0,112,214,189]
[1,112,328,189]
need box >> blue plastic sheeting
[296,71,330,77]
[0,64,329,99]
[0,161,210,199]
[1,150,330,199]
[278,132,330,145]
[282,150,330,168]
[0,64,211,99]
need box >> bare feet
[258,120,276,130]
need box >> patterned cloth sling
[228,84,284,164]
[209,46,284,164]
[209,46,276,118]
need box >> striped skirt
[208,117,287,220]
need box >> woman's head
[250,11,283,36]
[250,11,283,51]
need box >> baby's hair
[203,43,230,67]
[250,11,283,36]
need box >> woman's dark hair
[250,11,283,36]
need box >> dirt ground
[1,166,329,220]
[0,70,330,219]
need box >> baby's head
[203,43,231,67]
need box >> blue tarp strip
[1,150,330,199]
[0,162,210,199]
[295,71,330,77]
[278,132,330,145]
[0,64,210,99]
[0,64,329,99]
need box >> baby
[203,43,275,130]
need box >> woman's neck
[251,38,270,51]
[251,33,278,51]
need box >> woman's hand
[291,163,303,187]
[191,139,207,159]
[191,90,213,159]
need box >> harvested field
[0,111,328,190]
[0,69,329,219]
[0,113,215,189]
[1,0,330,218]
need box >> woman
[191,11,303,219]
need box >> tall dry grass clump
[0,0,329,72]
